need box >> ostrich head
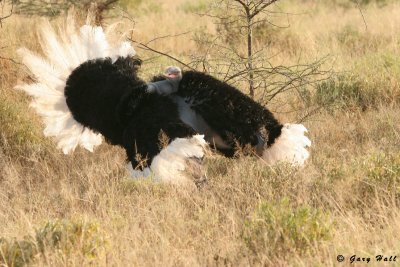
[164,66,182,81]
[146,66,182,95]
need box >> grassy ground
[1,0,400,266]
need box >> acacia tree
[188,0,329,110]
[232,0,278,97]
[131,0,329,119]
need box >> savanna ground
[1,0,400,266]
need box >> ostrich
[16,16,311,186]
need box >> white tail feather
[16,14,136,154]
[262,123,311,166]
[127,135,207,184]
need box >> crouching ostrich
[16,16,311,186]
[149,67,311,165]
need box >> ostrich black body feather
[65,57,194,168]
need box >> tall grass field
[1,0,400,266]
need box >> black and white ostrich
[16,17,311,186]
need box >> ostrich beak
[164,72,179,79]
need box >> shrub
[336,25,392,54]
[0,219,106,266]
[350,0,391,7]
[0,94,50,157]
[315,74,369,110]
[0,238,37,267]
[241,198,331,258]
[315,52,400,110]
[336,25,363,50]
[118,0,143,10]
[181,0,209,14]
[317,0,392,9]
[356,153,400,205]
[35,219,106,258]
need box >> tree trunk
[247,16,254,98]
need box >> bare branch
[233,0,250,15]
[250,0,278,19]
[354,0,368,31]
[187,0,331,113]
[128,38,196,71]
[145,31,191,45]
[0,1,13,28]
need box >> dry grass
[1,0,400,266]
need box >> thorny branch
[144,31,191,46]
[128,37,196,71]
[206,0,282,98]
[186,0,333,121]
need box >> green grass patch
[315,52,400,110]
[119,178,170,197]
[356,153,400,204]
[0,237,37,267]
[320,0,392,9]
[0,94,50,157]
[315,73,370,110]
[181,0,209,13]
[0,219,106,267]
[242,198,331,258]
